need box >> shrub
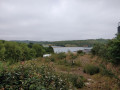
[83,64,100,75]
[77,50,83,54]
[69,74,85,88]
[0,62,4,71]
[99,64,115,78]
[91,35,120,65]
[77,50,85,55]
[75,61,82,67]
[45,46,54,54]
[49,56,55,62]
[70,53,77,60]
[91,43,108,58]
[57,59,68,65]
[107,35,120,64]
[57,53,66,60]
[0,64,69,90]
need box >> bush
[91,35,120,65]
[75,61,82,67]
[107,35,120,64]
[69,74,85,88]
[45,54,57,62]
[0,62,4,71]
[83,64,100,75]
[45,46,54,54]
[57,53,66,60]
[49,56,55,62]
[77,50,85,55]
[57,59,68,66]
[0,64,69,90]
[70,53,78,60]
[0,41,53,63]
[99,64,115,78]
[91,43,107,58]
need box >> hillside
[0,53,120,90]
[12,39,109,47]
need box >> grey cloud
[0,0,120,41]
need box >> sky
[0,0,120,41]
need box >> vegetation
[13,39,109,47]
[0,64,69,90]
[91,34,120,65]
[83,64,100,75]
[99,64,115,78]
[69,74,85,88]
[0,35,120,89]
[0,53,87,89]
[0,40,54,63]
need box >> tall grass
[83,64,100,75]
[69,74,85,88]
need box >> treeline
[91,34,120,65]
[0,40,54,62]
[13,39,109,47]
[48,39,109,47]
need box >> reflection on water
[52,46,92,53]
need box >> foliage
[99,64,115,78]
[32,44,45,57]
[0,64,69,90]
[0,42,5,60]
[107,35,120,64]
[13,39,109,47]
[45,46,54,54]
[57,52,66,60]
[49,56,55,62]
[70,53,78,60]
[0,41,54,63]
[77,50,85,55]
[69,74,85,88]
[83,64,100,75]
[91,35,120,65]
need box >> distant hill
[12,39,109,47]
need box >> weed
[99,64,115,78]
[83,64,100,75]
[69,74,85,88]
[57,53,66,59]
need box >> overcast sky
[0,0,120,41]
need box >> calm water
[52,46,92,53]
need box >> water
[52,46,92,53]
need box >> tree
[32,44,45,57]
[4,42,22,62]
[20,43,31,60]
[107,35,120,64]
[45,46,54,54]
[0,42,5,60]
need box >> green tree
[20,43,31,60]
[107,35,120,64]
[0,42,5,60]
[29,49,36,59]
[4,42,22,62]
[45,46,54,54]
[32,44,45,57]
